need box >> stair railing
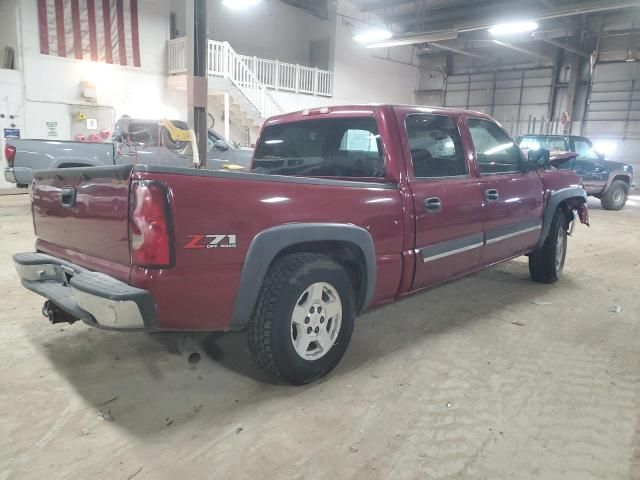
[208,40,284,119]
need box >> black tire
[247,253,355,385]
[600,180,629,210]
[529,209,568,284]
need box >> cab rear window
[252,118,385,178]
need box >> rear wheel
[601,180,629,210]
[247,253,355,385]
[529,209,568,283]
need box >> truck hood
[601,159,633,172]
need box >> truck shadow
[31,258,575,438]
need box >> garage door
[444,68,553,135]
[583,62,640,140]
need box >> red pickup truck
[14,105,589,385]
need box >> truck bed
[7,139,115,186]
[31,164,405,330]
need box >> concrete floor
[1,193,639,480]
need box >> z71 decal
[184,234,237,249]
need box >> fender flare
[536,186,587,249]
[229,223,376,331]
[603,169,631,192]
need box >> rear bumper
[4,167,17,184]
[14,252,156,330]
[4,167,32,186]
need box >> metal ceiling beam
[359,0,420,12]
[531,32,590,58]
[491,40,554,62]
[366,30,459,48]
[393,0,640,32]
[428,42,492,60]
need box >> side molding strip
[417,219,543,262]
[486,226,541,244]
[417,233,484,263]
[485,219,543,245]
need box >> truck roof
[517,134,580,138]
[265,104,494,125]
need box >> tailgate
[32,165,133,270]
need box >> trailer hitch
[42,301,78,325]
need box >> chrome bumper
[14,253,156,330]
[4,167,17,184]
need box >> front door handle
[485,189,499,202]
[424,197,442,212]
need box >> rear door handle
[485,189,499,202]
[424,197,442,212]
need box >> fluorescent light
[264,139,283,144]
[222,0,261,10]
[353,28,393,44]
[488,21,538,36]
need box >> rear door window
[128,123,159,146]
[252,117,385,178]
[406,114,467,178]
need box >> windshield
[252,117,385,178]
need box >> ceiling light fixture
[353,28,393,44]
[222,0,261,10]
[488,21,539,36]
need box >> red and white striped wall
[37,0,141,67]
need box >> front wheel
[600,180,629,210]
[247,253,355,385]
[529,209,568,283]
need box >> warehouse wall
[332,0,417,105]
[578,62,640,165]
[421,13,639,165]
[170,0,334,68]
[16,0,175,140]
[0,0,19,68]
[171,0,417,109]
[0,69,24,188]
[7,0,418,148]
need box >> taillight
[4,144,16,167]
[129,180,173,267]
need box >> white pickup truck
[4,118,252,187]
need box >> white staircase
[167,38,334,138]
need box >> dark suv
[517,135,635,210]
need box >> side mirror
[526,148,550,170]
[214,139,229,151]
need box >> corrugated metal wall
[444,68,553,136]
[583,62,640,140]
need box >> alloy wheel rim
[555,226,566,271]
[612,189,624,205]
[290,282,342,360]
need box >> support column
[224,93,230,142]
[187,0,208,168]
